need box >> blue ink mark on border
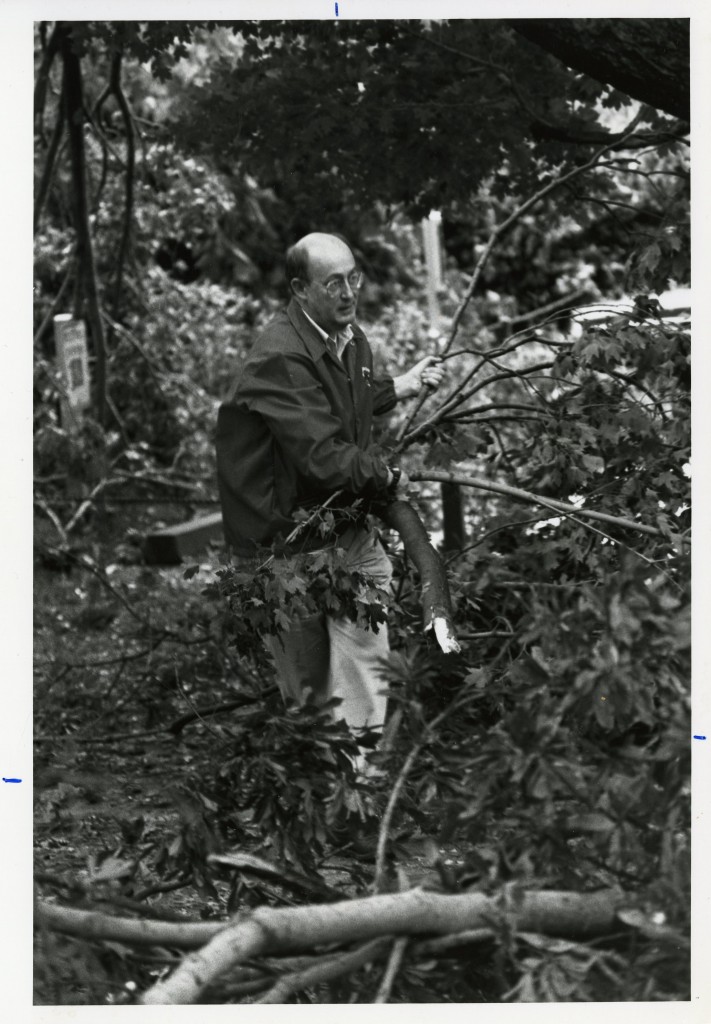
[335,3,339,15]
[2,778,22,783]
[693,735,707,740]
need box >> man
[216,232,444,745]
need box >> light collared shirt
[300,306,354,361]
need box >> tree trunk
[60,23,108,425]
[441,481,466,553]
[108,47,135,320]
[510,18,689,122]
[34,21,62,134]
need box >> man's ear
[290,278,307,301]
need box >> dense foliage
[33,18,690,1006]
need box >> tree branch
[35,901,221,949]
[396,128,640,442]
[410,470,683,542]
[33,97,66,234]
[108,47,135,319]
[509,18,689,122]
[380,500,460,653]
[405,362,556,444]
[33,250,75,345]
[136,887,625,1003]
[372,688,482,892]
[373,936,408,1003]
[256,938,391,1003]
[209,851,346,904]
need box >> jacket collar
[286,298,362,362]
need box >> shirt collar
[299,306,353,359]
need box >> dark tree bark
[60,23,108,425]
[34,100,65,234]
[108,47,135,319]
[34,22,62,135]
[440,481,466,553]
[510,18,689,122]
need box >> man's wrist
[387,465,402,491]
[393,375,414,401]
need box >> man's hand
[393,356,446,400]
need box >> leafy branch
[396,118,646,443]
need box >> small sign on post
[54,314,91,430]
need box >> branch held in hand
[381,499,461,653]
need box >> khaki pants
[264,527,392,732]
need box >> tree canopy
[172,19,688,222]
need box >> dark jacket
[216,300,397,552]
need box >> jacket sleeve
[372,375,397,415]
[240,351,391,495]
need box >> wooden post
[421,211,443,335]
[422,213,466,552]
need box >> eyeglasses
[321,270,363,299]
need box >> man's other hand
[394,356,445,400]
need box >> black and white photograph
[6,2,707,1014]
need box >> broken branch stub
[381,500,461,653]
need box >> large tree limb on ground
[140,887,624,1003]
[410,471,683,543]
[35,901,221,949]
[380,500,461,653]
[35,887,626,1005]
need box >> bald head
[286,233,354,287]
[287,232,360,336]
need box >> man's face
[294,238,359,336]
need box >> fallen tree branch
[37,886,628,1005]
[167,695,264,735]
[35,901,221,949]
[410,471,683,543]
[414,926,495,955]
[136,887,624,1004]
[380,499,461,653]
[373,936,409,1003]
[373,688,480,891]
[209,851,346,904]
[34,872,190,923]
[256,937,391,1004]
